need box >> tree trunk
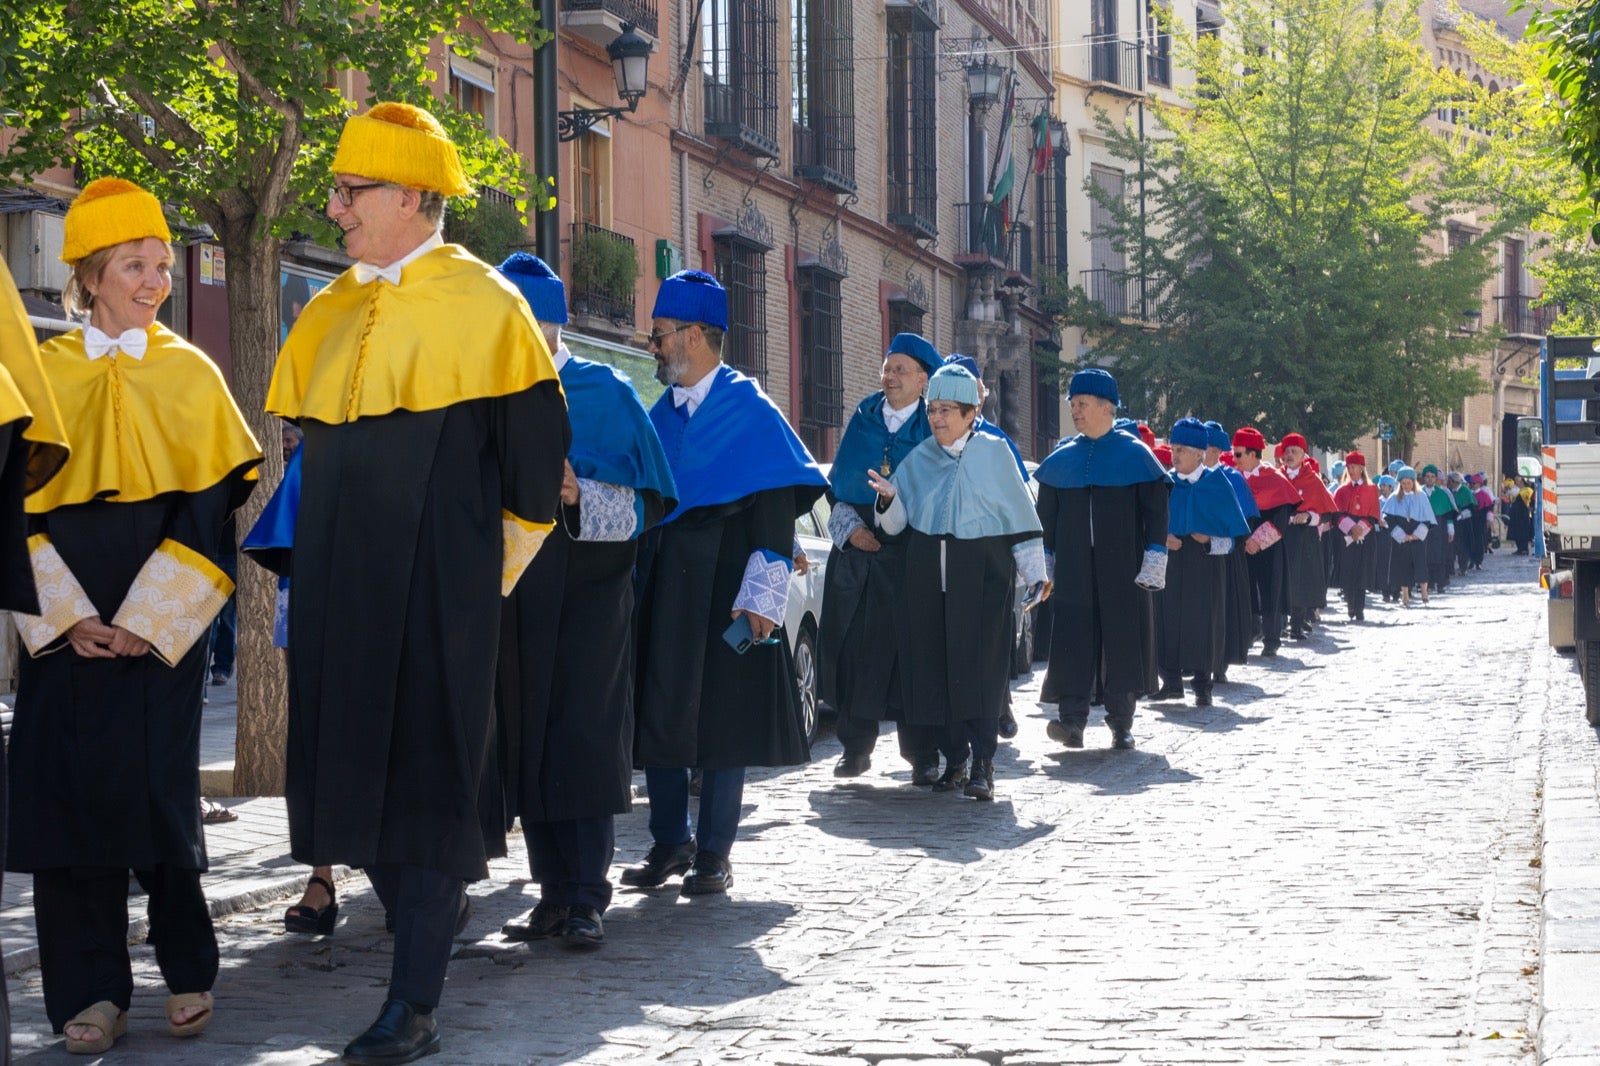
[222,231,290,796]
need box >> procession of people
[0,102,1529,1064]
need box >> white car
[786,490,833,746]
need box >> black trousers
[1057,691,1136,733]
[836,714,943,765]
[364,864,463,1010]
[33,865,217,1033]
[524,816,614,913]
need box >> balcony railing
[568,222,637,328]
[1496,294,1560,338]
[1087,37,1144,94]
[562,0,658,38]
[957,201,1006,261]
[1081,267,1147,319]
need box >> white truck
[1540,335,1600,723]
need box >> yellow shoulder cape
[0,260,71,494]
[266,244,559,423]
[28,325,264,514]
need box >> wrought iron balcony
[1086,36,1144,95]
[568,222,638,330]
[562,0,658,44]
[1496,294,1560,338]
[1081,267,1148,320]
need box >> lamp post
[965,45,1003,255]
[533,22,653,268]
[1048,117,1068,272]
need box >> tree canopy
[1047,0,1510,455]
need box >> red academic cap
[1137,423,1156,448]
[1232,426,1266,451]
[1281,432,1308,452]
[1345,450,1366,467]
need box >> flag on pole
[986,77,1016,230]
[1031,109,1051,175]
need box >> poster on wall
[281,265,334,343]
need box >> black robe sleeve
[494,379,571,593]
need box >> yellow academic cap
[331,102,473,197]
[60,178,172,264]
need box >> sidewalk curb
[2,864,358,978]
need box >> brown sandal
[167,991,213,1038]
[64,1000,127,1054]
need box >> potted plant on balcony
[569,228,640,326]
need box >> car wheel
[794,623,819,748]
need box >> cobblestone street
[11,549,1589,1065]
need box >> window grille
[703,0,781,157]
[793,0,856,193]
[886,10,938,238]
[797,265,845,439]
[714,235,770,384]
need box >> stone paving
[5,548,1594,1065]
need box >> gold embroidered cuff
[502,509,553,596]
[12,533,99,656]
[111,538,234,666]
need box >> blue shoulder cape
[830,393,931,505]
[241,445,302,577]
[562,354,678,510]
[1035,429,1169,489]
[892,432,1042,540]
[1215,464,1260,520]
[974,416,1029,482]
[650,364,827,523]
[1169,469,1250,538]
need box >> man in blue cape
[1151,418,1249,706]
[492,255,678,947]
[627,270,827,896]
[1035,368,1170,751]
[820,332,945,783]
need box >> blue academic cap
[886,332,942,374]
[1204,420,1229,450]
[652,269,728,329]
[943,352,982,379]
[496,252,568,325]
[927,365,980,406]
[1170,417,1209,450]
[1068,368,1120,407]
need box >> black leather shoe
[833,753,871,777]
[501,900,567,941]
[1260,645,1279,658]
[997,708,1018,739]
[1193,691,1213,708]
[1046,720,1085,748]
[620,839,697,888]
[1215,670,1229,683]
[454,892,472,937]
[1111,731,1137,751]
[680,853,733,896]
[963,758,994,801]
[563,906,604,948]
[931,758,970,792]
[909,755,941,787]
[1150,684,1185,701]
[341,999,439,1065]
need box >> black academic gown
[1283,515,1325,612]
[634,485,819,770]
[286,386,568,883]
[818,500,912,723]
[899,532,1023,726]
[492,488,665,830]
[8,478,246,874]
[1222,537,1254,665]
[1158,534,1229,676]
[1246,503,1294,645]
[1038,480,1169,704]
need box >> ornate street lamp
[557,23,652,142]
[966,51,1004,112]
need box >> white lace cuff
[111,539,235,666]
[1209,536,1234,556]
[827,502,865,550]
[13,534,99,656]
[1135,547,1168,591]
[575,479,640,541]
[732,549,791,626]
[1012,538,1048,587]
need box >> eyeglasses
[649,323,695,346]
[329,181,393,207]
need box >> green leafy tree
[1515,0,1600,232]
[1,0,548,794]
[1053,0,1505,457]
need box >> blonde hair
[61,245,118,319]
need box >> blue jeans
[644,767,745,859]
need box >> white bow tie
[353,262,402,287]
[672,385,694,408]
[83,326,147,360]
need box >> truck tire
[1588,639,1600,727]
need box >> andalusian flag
[987,78,1016,228]
[1031,109,1051,175]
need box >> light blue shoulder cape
[892,432,1042,539]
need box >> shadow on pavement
[803,781,1054,863]
[1040,750,1200,796]
[1152,703,1269,733]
